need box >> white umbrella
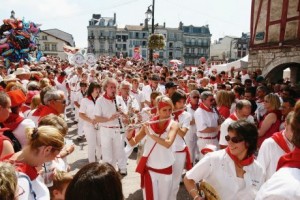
[170,59,183,65]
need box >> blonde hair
[0,162,18,200]
[265,93,281,110]
[187,83,197,92]
[49,170,73,199]
[39,78,51,89]
[216,90,232,108]
[102,78,118,92]
[30,94,41,110]
[38,114,68,136]
[155,95,174,110]
[26,126,64,151]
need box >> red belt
[198,135,218,139]
[176,146,192,170]
[102,126,120,129]
[142,165,172,200]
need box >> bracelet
[193,195,200,200]
[189,188,198,195]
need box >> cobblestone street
[65,108,192,200]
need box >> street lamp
[145,0,155,62]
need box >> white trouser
[143,170,173,200]
[84,126,101,163]
[170,152,186,200]
[197,138,219,160]
[77,118,84,137]
[100,127,126,170]
[185,133,198,164]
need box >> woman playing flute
[126,96,179,200]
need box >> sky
[0,0,251,48]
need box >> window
[122,44,126,50]
[191,48,195,53]
[135,32,139,38]
[51,44,57,51]
[169,52,173,59]
[44,44,50,51]
[42,35,47,40]
[169,42,173,48]
[159,52,163,58]
[169,33,174,39]
[142,50,147,57]
[129,50,133,57]
[186,48,190,54]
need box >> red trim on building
[252,0,264,45]
[280,0,289,42]
[250,0,255,47]
[265,0,271,43]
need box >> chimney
[163,22,166,28]
[114,13,116,24]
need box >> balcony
[99,36,105,40]
[88,35,95,40]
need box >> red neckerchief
[20,104,31,113]
[277,147,300,170]
[50,79,56,86]
[87,95,98,104]
[103,93,114,102]
[39,106,59,120]
[149,116,171,135]
[32,105,46,116]
[57,75,65,84]
[272,131,291,154]
[0,153,38,180]
[3,113,24,131]
[190,103,198,111]
[150,104,157,115]
[226,147,254,167]
[199,103,213,113]
[131,90,138,94]
[173,110,184,121]
[229,113,238,121]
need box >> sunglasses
[192,96,200,99]
[225,135,244,143]
[55,99,66,104]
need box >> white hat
[3,74,20,83]
[14,68,30,76]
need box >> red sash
[32,105,46,116]
[199,103,213,113]
[176,146,192,170]
[190,103,198,111]
[277,147,300,170]
[271,132,291,153]
[226,148,254,167]
[173,110,184,121]
[143,165,172,200]
[0,153,38,180]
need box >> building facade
[39,29,75,59]
[87,13,211,65]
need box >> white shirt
[94,95,127,127]
[186,149,265,200]
[219,114,254,146]
[257,131,294,180]
[142,85,164,102]
[255,167,300,200]
[184,104,197,142]
[172,111,191,152]
[13,119,35,148]
[79,97,97,127]
[194,106,219,137]
[130,90,145,109]
[144,120,175,169]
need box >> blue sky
[0,0,251,48]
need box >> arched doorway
[264,63,300,83]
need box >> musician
[94,78,128,175]
[219,100,254,149]
[194,91,220,159]
[79,82,101,163]
[257,112,294,180]
[74,82,87,140]
[130,77,145,109]
[126,96,179,200]
[170,90,192,200]
[184,120,265,200]
[185,90,200,164]
[142,75,165,106]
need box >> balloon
[1,49,13,56]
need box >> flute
[113,94,124,134]
[126,116,171,130]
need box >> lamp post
[145,0,155,62]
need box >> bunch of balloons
[0,16,41,64]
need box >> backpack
[3,130,22,152]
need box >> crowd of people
[0,54,299,200]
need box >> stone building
[87,13,211,65]
[249,0,300,83]
[39,29,75,59]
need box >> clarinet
[114,96,124,134]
